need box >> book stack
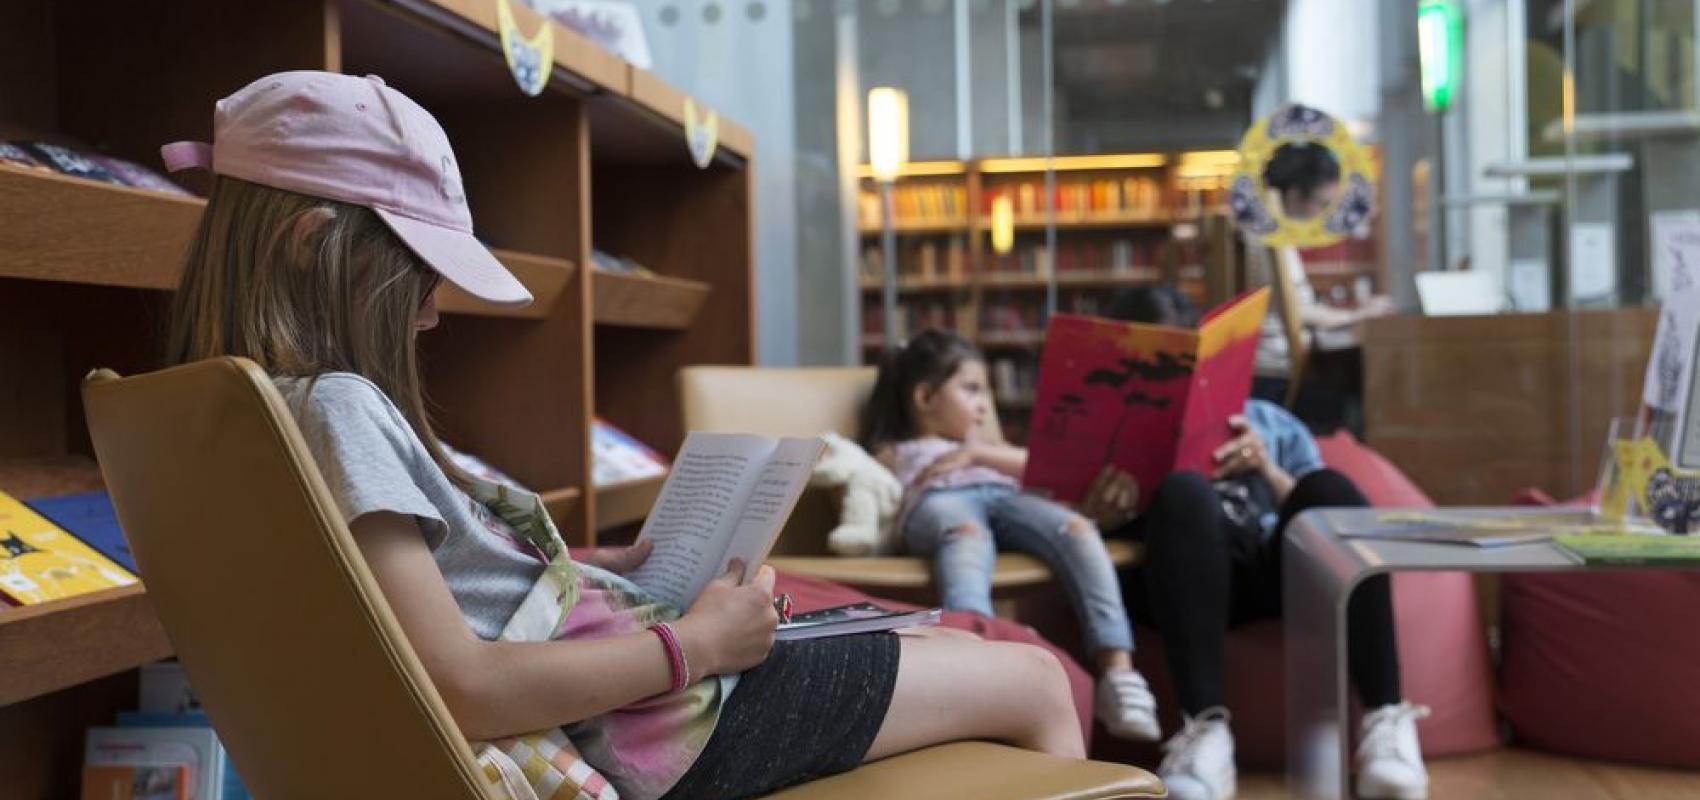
[0,489,136,606]
[81,662,251,800]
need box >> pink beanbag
[1499,495,1700,768]
[772,570,1098,747]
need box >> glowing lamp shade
[867,87,910,182]
[991,196,1015,255]
[1418,0,1463,113]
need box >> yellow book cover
[0,490,137,605]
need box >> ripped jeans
[904,484,1135,655]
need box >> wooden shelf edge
[0,164,203,291]
[591,269,710,330]
[594,473,665,531]
[0,584,171,707]
[437,249,577,320]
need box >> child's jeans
[904,483,1135,655]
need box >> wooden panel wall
[1364,309,1658,506]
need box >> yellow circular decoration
[1229,103,1377,248]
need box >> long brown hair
[859,329,983,451]
[165,175,466,483]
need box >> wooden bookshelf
[594,473,668,532]
[0,1,753,795]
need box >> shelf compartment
[858,219,970,235]
[595,473,665,531]
[0,456,106,500]
[592,270,710,330]
[537,486,582,526]
[987,212,1176,232]
[0,585,171,706]
[437,250,576,320]
[0,165,203,291]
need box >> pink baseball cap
[162,71,532,307]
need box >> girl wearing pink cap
[162,71,1082,800]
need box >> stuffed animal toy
[810,432,904,555]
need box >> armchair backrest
[83,357,489,800]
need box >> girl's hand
[673,560,779,678]
[1080,465,1140,530]
[918,446,978,484]
[1213,415,1270,479]
[578,539,652,575]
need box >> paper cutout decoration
[1603,436,1700,534]
[497,0,554,96]
[1229,103,1377,248]
[684,98,719,169]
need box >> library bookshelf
[0,1,753,795]
[855,154,1235,441]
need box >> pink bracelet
[652,622,690,693]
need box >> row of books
[1,139,190,196]
[859,238,970,281]
[978,290,1129,336]
[982,175,1166,218]
[985,240,1164,275]
[856,183,970,228]
[860,299,966,340]
[82,662,249,800]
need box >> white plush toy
[810,432,905,556]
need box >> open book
[624,432,826,609]
[1022,288,1270,508]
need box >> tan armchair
[679,366,1139,608]
[83,358,1163,800]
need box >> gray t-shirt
[274,373,544,640]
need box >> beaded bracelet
[651,622,690,694]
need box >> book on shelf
[593,417,670,486]
[624,432,826,609]
[983,175,1165,218]
[0,489,138,605]
[113,711,251,800]
[859,183,969,228]
[1555,533,1700,566]
[777,602,942,641]
[1022,288,1271,506]
[81,763,191,800]
[23,490,136,573]
[86,727,223,800]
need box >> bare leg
[864,636,1085,761]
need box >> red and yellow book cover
[0,490,138,605]
[1022,288,1271,506]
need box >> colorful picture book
[0,489,137,605]
[85,727,223,800]
[81,764,190,800]
[591,418,669,486]
[1022,288,1271,506]
[1555,533,1700,566]
[776,602,941,641]
[24,491,136,573]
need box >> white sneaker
[1158,707,1236,800]
[1355,702,1431,800]
[1095,667,1160,741]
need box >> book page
[722,437,826,578]
[625,433,776,609]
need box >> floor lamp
[868,87,908,345]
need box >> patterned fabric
[459,477,729,800]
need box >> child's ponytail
[858,329,983,451]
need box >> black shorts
[660,632,901,800]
